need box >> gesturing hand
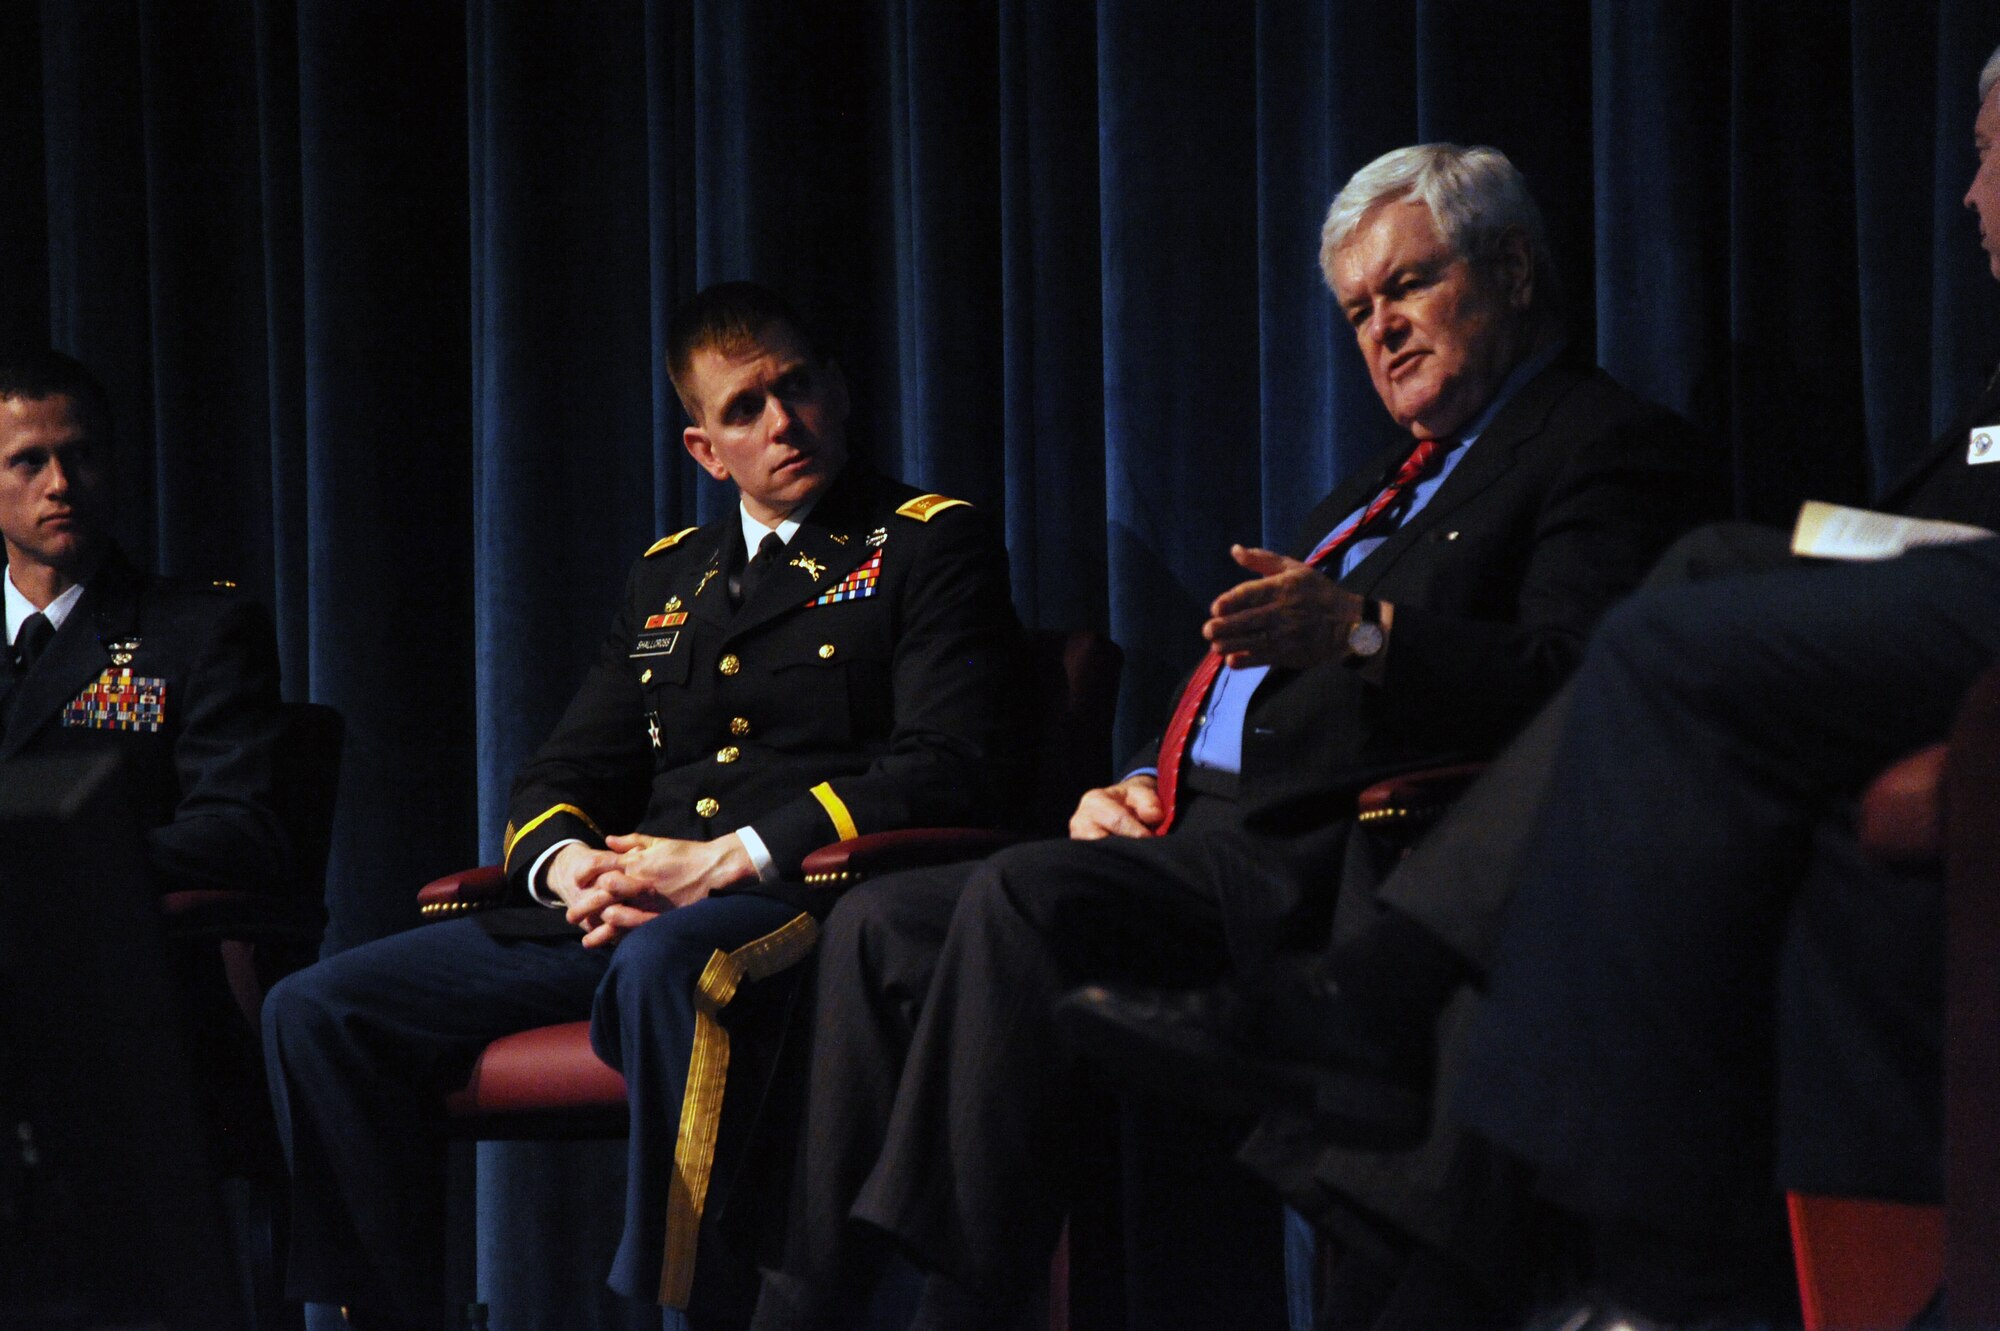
[1203,544,1364,669]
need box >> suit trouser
[262,892,800,1321]
[1456,535,2000,1235]
[777,793,1320,1308]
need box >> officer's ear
[683,426,732,484]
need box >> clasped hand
[1203,544,1363,669]
[552,833,754,948]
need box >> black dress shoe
[1053,956,1432,1148]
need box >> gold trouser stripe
[809,781,859,842]
[659,911,820,1306]
[500,803,602,871]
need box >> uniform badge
[865,527,888,548]
[63,669,167,733]
[805,549,883,607]
[646,711,663,750]
[830,533,850,545]
[104,637,141,666]
[643,612,689,629]
[695,566,720,598]
[789,552,827,582]
[1971,426,2000,465]
[664,596,682,612]
[630,631,681,658]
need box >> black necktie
[732,532,784,609]
[12,612,53,675]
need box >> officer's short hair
[666,282,824,424]
[0,347,114,443]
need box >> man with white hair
[747,144,1724,1330]
[1065,42,2000,1331]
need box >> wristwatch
[1344,598,1386,663]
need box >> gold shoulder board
[645,527,701,558]
[894,494,972,523]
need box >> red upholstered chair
[413,629,1123,1311]
[1788,660,2000,1331]
[156,701,342,1327]
[159,701,342,1170]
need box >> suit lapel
[0,553,141,760]
[685,527,736,633]
[1876,365,2000,511]
[1340,361,1577,593]
[724,471,874,640]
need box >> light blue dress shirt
[1143,344,1561,779]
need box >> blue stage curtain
[7,2,2000,1327]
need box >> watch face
[1346,619,1386,659]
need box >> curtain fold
[8,2,2000,1325]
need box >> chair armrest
[800,828,1031,887]
[417,864,507,920]
[159,889,324,944]
[1857,743,1947,866]
[1355,763,1489,826]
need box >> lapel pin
[830,533,850,545]
[695,567,720,598]
[790,552,827,582]
[865,527,888,548]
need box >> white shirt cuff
[735,826,779,882]
[527,838,586,907]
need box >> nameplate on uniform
[630,632,681,658]
[63,669,167,733]
[644,612,689,629]
[805,550,883,607]
[1971,424,2000,465]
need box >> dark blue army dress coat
[495,463,1019,928]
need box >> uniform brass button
[729,716,751,736]
[695,797,720,819]
[716,746,740,764]
[818,643,836,660]
[640,668,653,684]
[718,654,740,676]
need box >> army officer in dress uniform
[262,282,1020,1331]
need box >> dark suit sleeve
[1377,402,1722,746]
[146,598,291,894]
[751,507,1019,873]
[502,562,656,894]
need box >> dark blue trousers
[1458,536,2000,1237]
[263,891,802,1323]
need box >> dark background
[6,2,2000,1326]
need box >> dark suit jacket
[1877,363,2000,528]
[0,549,289,895]
[495,464,1018,927]
[1129,354,1725,957]
[1242,365,2000,1266]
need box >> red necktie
[1151,437,1446,833]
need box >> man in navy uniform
[262,282,1018,1330]
[0,347,287,894]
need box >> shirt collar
[1453,339,1565,451]
[738,490,821,554]
[5,565,88,646]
